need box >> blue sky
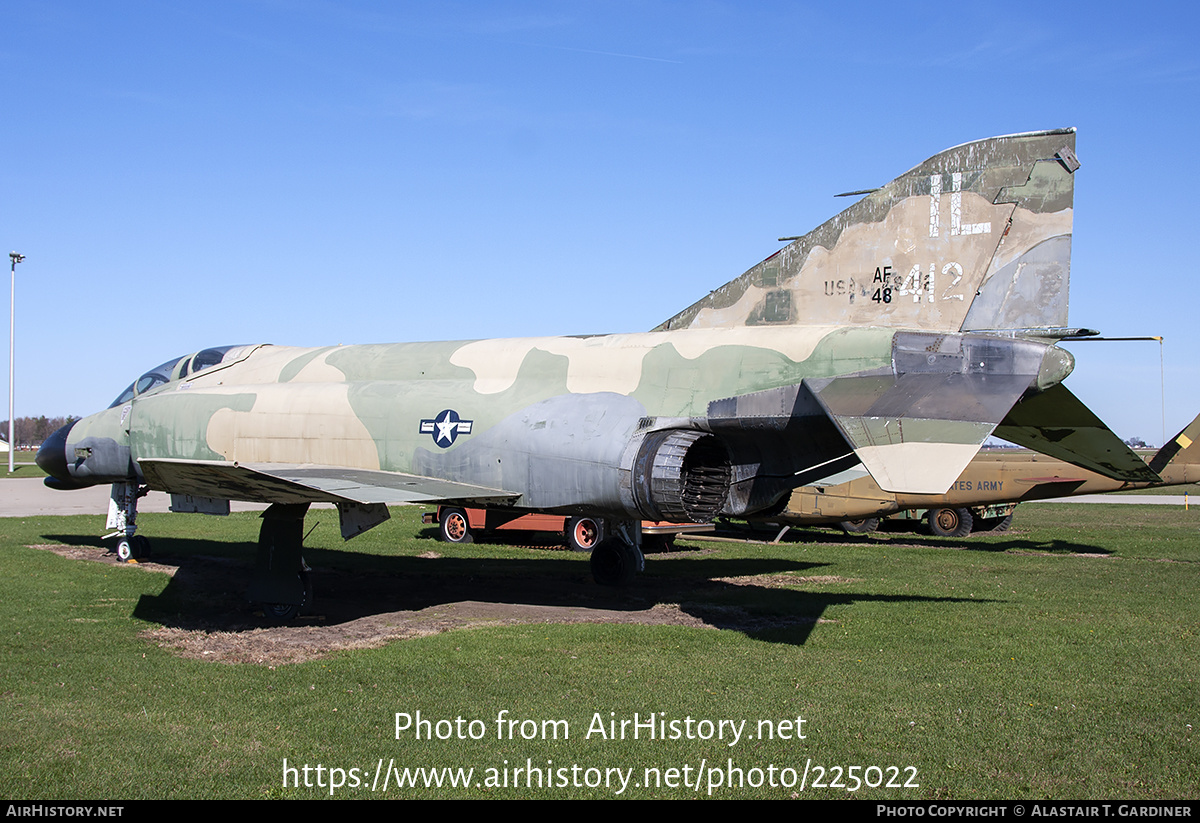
[2,1,1196,444]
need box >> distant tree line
[0,416,77,450]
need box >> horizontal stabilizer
[139,458,520,506]
[994,385,1160,483]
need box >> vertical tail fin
[657,129,1078,334]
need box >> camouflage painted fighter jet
[37,128,1152,618]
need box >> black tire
[133,535,151,558]
[116,538,135,562]
[262,571,311,624]
[928,507,973,538]
[590,537,638,586]
[439,508,474,544]
[975,513,1013,533]
[839,518,880,535]
[565,516,605,552]
[262,601,300,622]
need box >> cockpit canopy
[109,345,250,408]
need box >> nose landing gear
[106,481,152,561]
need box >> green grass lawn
[1,503,1196,799]
[1,460,44,478]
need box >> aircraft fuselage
[41,324,1070,523]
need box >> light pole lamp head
[9,252,23,266]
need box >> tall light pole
[8,252,22,474]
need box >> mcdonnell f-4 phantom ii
[37,128,1155,619]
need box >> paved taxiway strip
[1036,495,1192,505]
[0,478,270,517]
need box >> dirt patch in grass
[31,543,821,666]
[715,573,861,587]
[28,543,183,574]
[141,600,713,666]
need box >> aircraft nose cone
[36,421,76,488]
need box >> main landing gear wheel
[928,507,974,538]
[439,508,473,544]
[590,537,641,587]
[566,516,605,552]
[262,571,312,624]
[250,503,312,623]
[839,518,880,535]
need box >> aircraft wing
[993,384,1160,483]
[138,458,520,506]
